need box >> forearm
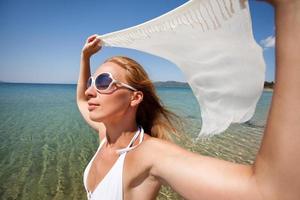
[77,54,91,102]
[254,1,300,199]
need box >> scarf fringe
[100,0,243,46]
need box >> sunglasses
[87,72,137,93]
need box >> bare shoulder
[139,134,168,149]
[131,134,168,164]
[138,134,182,154]
[142,134,191,154]
[135,134,192,167]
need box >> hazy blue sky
[0,0,275,84]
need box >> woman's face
[85,62,135,123]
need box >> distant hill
[154,81,275,89]
[154,81,189,88]
[264,81,274,89]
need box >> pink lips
[87,102,100,111]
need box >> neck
[102,118,138,149]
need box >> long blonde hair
[104,56,184,141]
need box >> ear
[130,91,143,107]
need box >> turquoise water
[0,83,272,200]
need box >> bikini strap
[116,125,144,155]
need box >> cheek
[90,91,131,120]
[105,92,130,113]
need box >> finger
[91,38,101,47]
[87,34,99,43]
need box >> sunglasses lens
[95,73,112,90]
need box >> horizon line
[0,80,190,85]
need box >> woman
[76,0,300,199]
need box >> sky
[0,0,275,84]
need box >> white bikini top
[83,126,144,200]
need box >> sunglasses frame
[87,72,137,93]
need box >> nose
[85,85,97,98]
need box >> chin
[89,112,105,122]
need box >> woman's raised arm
[150,1,300,199]
[253,0,300,199]
[76,35,105,133]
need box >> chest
[87,148,151,193]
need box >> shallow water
[0,83,271,200]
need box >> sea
[0,83,272,200]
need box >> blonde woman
[76,0,300,199]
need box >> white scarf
[98,0,265,138]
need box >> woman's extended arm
[76,35,105,133]
[150,1,300,199]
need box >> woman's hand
[82,34,102,58]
